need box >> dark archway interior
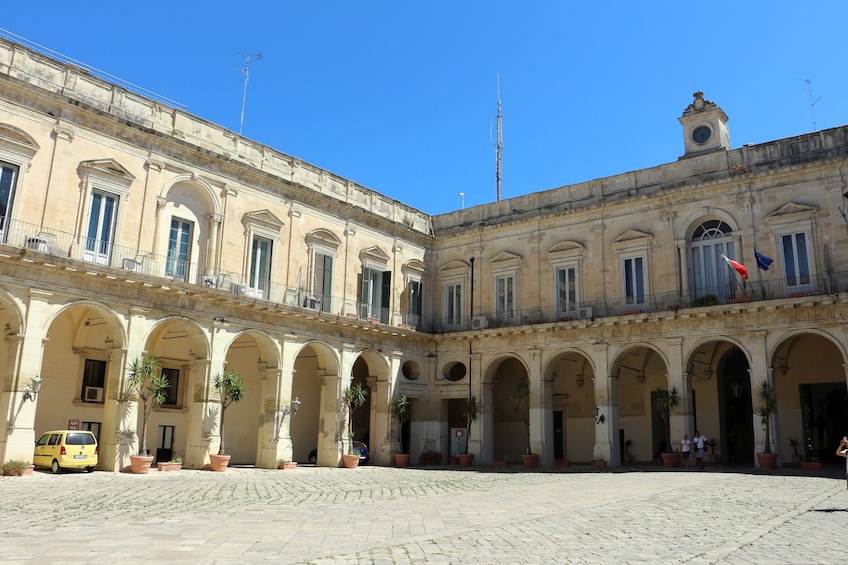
[718,347,753,465]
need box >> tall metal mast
[496,75,503,202]
[234,51,262,135]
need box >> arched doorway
[489,357,530,463]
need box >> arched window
[691,220,739,300]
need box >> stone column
[206,213,222,276]
[256,364,284,469]
[1,290,54,464]
[99,343,127,472]
[319,370,341,466]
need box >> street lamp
[22,375,42,402]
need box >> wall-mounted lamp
[592,404,605,424]
[282,397,301,418]
[275,397,302,440]
[22,375,42,402]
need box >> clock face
[692,125,712,144]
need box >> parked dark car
[308,441,369,465]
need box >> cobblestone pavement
[1,464,846,564]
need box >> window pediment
[79,159,135,197]
[766,202,817,223]
[305,228,341,249]
[612,229,652,253]
[490,250,522,264]
[360,246,390,266]
[0,124,40,157]
[402,259,426,276]
[548,240,584,258]
[242,209,285,234]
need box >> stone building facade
[1,37,846,471]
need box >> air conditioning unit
[202,276,217,288]
[577,306,594,320]
[84,386,104,402]
[230,283,246,295]
[122,258,141,272]
[303,296,321,310]
[25,236,49,252]
[471,315,488,330]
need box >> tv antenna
[232,51,262,135]
[798,78,822,131]
[490,74,503,202]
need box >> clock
[692,125,712,144]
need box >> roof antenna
[797,78,822,132]
[233,51,262,135]
[494,74,503,201]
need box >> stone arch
[481,354,531,463]
[611,343,671,463]
[160,174,221,217]
[681,207,742,240]
[544,348,597,462]
[770,330,848,465]
[291,340,342,466]
[685,338,753,466]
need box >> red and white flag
[722,255,748,280]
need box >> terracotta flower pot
[209,454,231,472]
[157,462,182,472]
[493,459,508,468]
[591,460,607,469]
[278,462,297,470]
[756,452,778,469]
[555,459,570,469]
[394,453,410,467]
[521,453,539,469]
[458,453,474,466]
[661,452,680,468]
[342,453,360,468]
[800,461,822,472]
[130,455,154,474]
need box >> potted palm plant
[125,353,168,474]
[512,378,537,468]
[756,380,778,469]
[458,396,478,466]
[656,386,680,467]
[341,383,368,468]
[391,394,411,467]
[211,370,245,471]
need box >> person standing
[693,430,709,470]
[680,434,692,469]
[837,437,848,489]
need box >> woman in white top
[680,434,692,469]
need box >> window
[81,359,106,403]
[408,279,423,323]
[314,252,333,312]
[166,218,192,281]
[161,367,180,407]
[82,422,101,442]
[691,220,737,300]
[446,283,462,326]
[0,161,19,238]
[249,236,272,299]
[495,274,514,321]
[622,256,645,306]
[782,232,811,292]
[360,267,391,323]
[84,190,118,265]
[556,266,577,316]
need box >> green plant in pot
[756,380,778,469]
[391,394,411,466]
[656,386,680,467]
[125,353,168,473]
[211,370,245,471]
[459,395,479,465]
[512,378,537,468]
[342,383,368,468]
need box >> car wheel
[51,459,60,474]
[85,466,95,473]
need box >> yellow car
[33,430,98,473]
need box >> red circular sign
[455,429,465,440]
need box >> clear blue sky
[3,2,846,215]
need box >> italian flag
[722,255,748,280]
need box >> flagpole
[754,246,765,300]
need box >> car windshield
[65,433,96,445]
